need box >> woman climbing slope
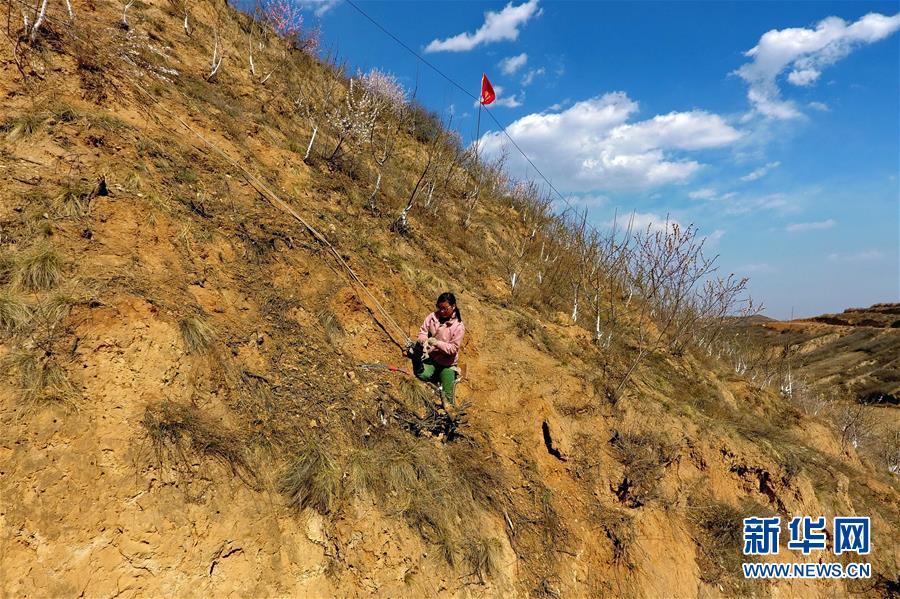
[406,292,465,404]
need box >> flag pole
[474,101,482,166]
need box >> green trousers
[412,353,457,404]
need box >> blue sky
[277,1,899,319]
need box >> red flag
[480,74,495,105]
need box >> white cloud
[298,0,340,16]
[521,67,546,86]
[808,101,830,112]
[608,211,681,235]
[477,92,742,191]
[740,263,777,274]
[425,0,542,53]
[689,188,718,200]
[500,53,528,75]
[725,193,794,215]
[565,193,609,208]
[740,160,781,182]
[704,229,726,247]
[787,68,821,86]
[786,219,836,232]
[827,249,884,263]
[735,13,900,119]
[495,95,524,108]
[472,85,523,108]
[688,188,737,202]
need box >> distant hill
[738,304,900,405]
[807,303,900,329]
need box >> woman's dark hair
[437,291,462,322]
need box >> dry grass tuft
[179,315,217,354]
[591,503,636,567]
[280,442,341,514]
[398,376,435,410]
[0,253,13,286]
[1,112,47,140]
[142,401,253,480]
[2,349,77,409]
[316,308,345,345]
[50,103,80,124]
[14,244,62,291]
[465,538,503,583]
[0,294,31,334]
[35,292,80,326]
[348,430,498,571]
[55,180,95,217]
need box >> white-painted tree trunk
[30,0,48,41]
[367,171,382,208]
[304,126,318,161]
[121,0,134,28]
[571,283,579,322]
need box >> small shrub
[688,498,771,596]
[14,244,62,291]
[0,294,31,334]
[174,166,198,184]
[179,315,216,354]
[610,430,678,507]
[513,313,538,337]
[280,442,340,514]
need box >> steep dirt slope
[1,1,898,597]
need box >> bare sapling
[390,123,445,235]
[121,0,134,29]
[28,0,48,41]
[611,219,749,398]
[501,181,553,298]
[292,79,333,163]
[464,149,508,229]
[207,25,223,81]
[427,135,465,214]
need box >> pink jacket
[417,312,465,367]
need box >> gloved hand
[424,336,439,353]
